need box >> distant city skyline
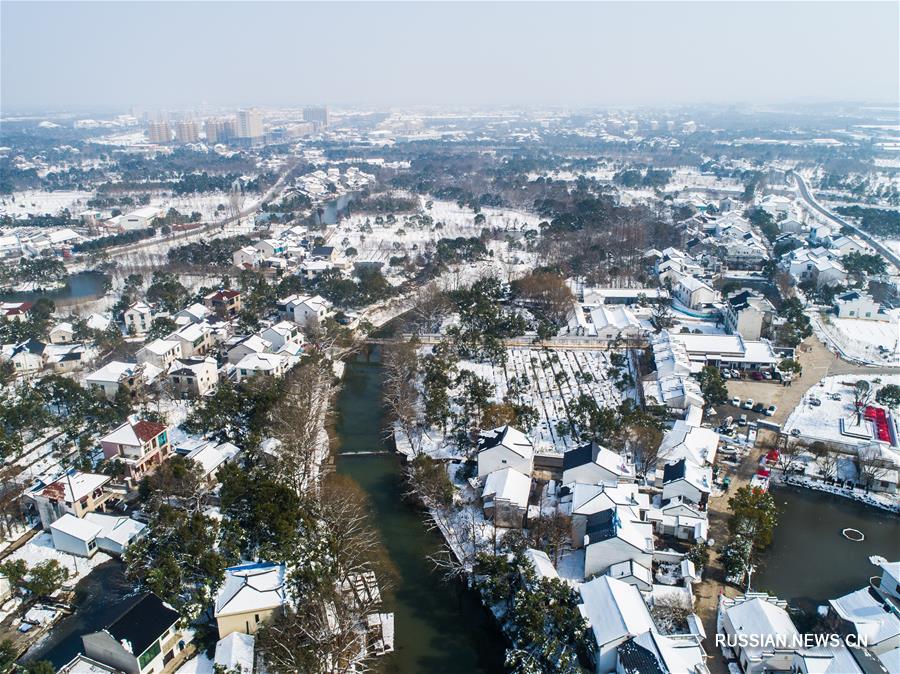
[2,1,898,113]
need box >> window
[138,640,161,670]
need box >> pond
[334,354,506,674]
[317,193,355,226]
[753,486,900,610]
[0,271,109,307]
[21,561,137,669]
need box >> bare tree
[410,282,451,334]
[857,444,888,491]
[628,425,663,480]
[527,511,572,566]
[269,360,334,495]
[776,442,803,475]
[382,340,421,455]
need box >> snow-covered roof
[36,470,110,503]
[100,417,167,447]
[187,441,241,478]
[50,513,102,542]
[477,425,534,460]
[579,575,654,648]
[215,631,255,674]
[233,335,272,354]
[141,338,180,356]
[523,548,558,580]
[722,595,799,660]
[84,513,146,547]
[482,467,531,509]
[829,586,900,646]
[215,562,287,617]
[659,421,719,468]
[236,352,287,372]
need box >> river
[334,353,506,673]
[753,486,900,610]
[0,271,109,306]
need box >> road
[69,157,304,264]
[789,171,900,271]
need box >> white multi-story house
[723,289,775,341]
[673,275,718,310]
[582,506,654,580]
[168,357,219,397]
[833,291,883,320]
[136,339,183,370]
[124,301,154,335]
[260,321,304,351]
[235,352,289,381]
[276,294,332,327]
[476,425,534,479]
[85,361,162,399]
[233,246,262,269]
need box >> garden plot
[458,348,632,453]
[815,312,900,366]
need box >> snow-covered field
[456,348,633,453]
[0,191,94,218]
[815,312,900,366]
[782,374,900,449]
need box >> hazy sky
[2,1,898,112]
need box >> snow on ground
[782,374,900,449]
[814,311,900,366]
[451,348,631,453]
[0,191,94,218]
[174,653,215,674]
[7,532,112,583]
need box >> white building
[834,291,882,320]
[561,442,634,486]
[277,294,332,327]
[673,275,718,310]
[85,360,162,399]
[582,506,654,579]
[168,357,218,397]
[660,459,712,507]
[49,322,75,344]
[119,207,161,231]
[235,352,289,381]
[476,425,534,479]
[720,593,799,674]
[723,289,775,341]
[233,246,262,269]
[123,301,154,335]
[136,338,182,370]
[227,335,272,365]
[481,467,531,528]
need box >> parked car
[731,369,742,379]
[731,397,741,407]
[750,371,763,381]
[742,398,754,410]
[763,371,773,380]
[790,428,801,436]
[752,403,766,413]
[738,414,748,426]
[766,405,777,416]
[722,370,731,379]
[809,397,822,407]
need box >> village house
[723,289,775,341]
[27,470,114,529]
[673,275,719,311]
[481,466,531,528]
[99,416,171,483]
[254,239,286,258]
[720,593,799,674]
[136,338,182,370]
[50,512,145,558]
[215,562,288,637]
[176,438,241,482]
[48,321,75,344]
[833,291,883,320]
[167,357,218,397]
[82,593,190,674]
[204,289,242,318]
[259,321,304,351]
[642,374,705,411]
[276,294,332,327]
[784,248,848,288]
[166,322,213,358]
[579,575,654,674]
[85,361,162,399]
[124,301,154,335]
[233,245,262,269]
[565,482,650,549]
[617,631,709,674]
[0,301,32,322]
[658,420,719,468]
[476,425,534,479]
[562,442,634,486]
[58,655,120,674]
[660,459,711,507]
[582,506,655,579]
[174,302,211,325]
[235,352,290,381]
[119,206,162,231]
[646,496,708,542]
[227,334,272,364]
[214,632,255,674]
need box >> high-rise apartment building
[204,118,235,144]
[175,120,200,144]
[303,106,329,127]
[236,108,264,144]
[147,121,171,144]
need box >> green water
[334,355,505,674]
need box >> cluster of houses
[232,225,344,280]
[474,419,716,673]
[0,227,84,260]
[80,290,333,403]
[719,558,899,674]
